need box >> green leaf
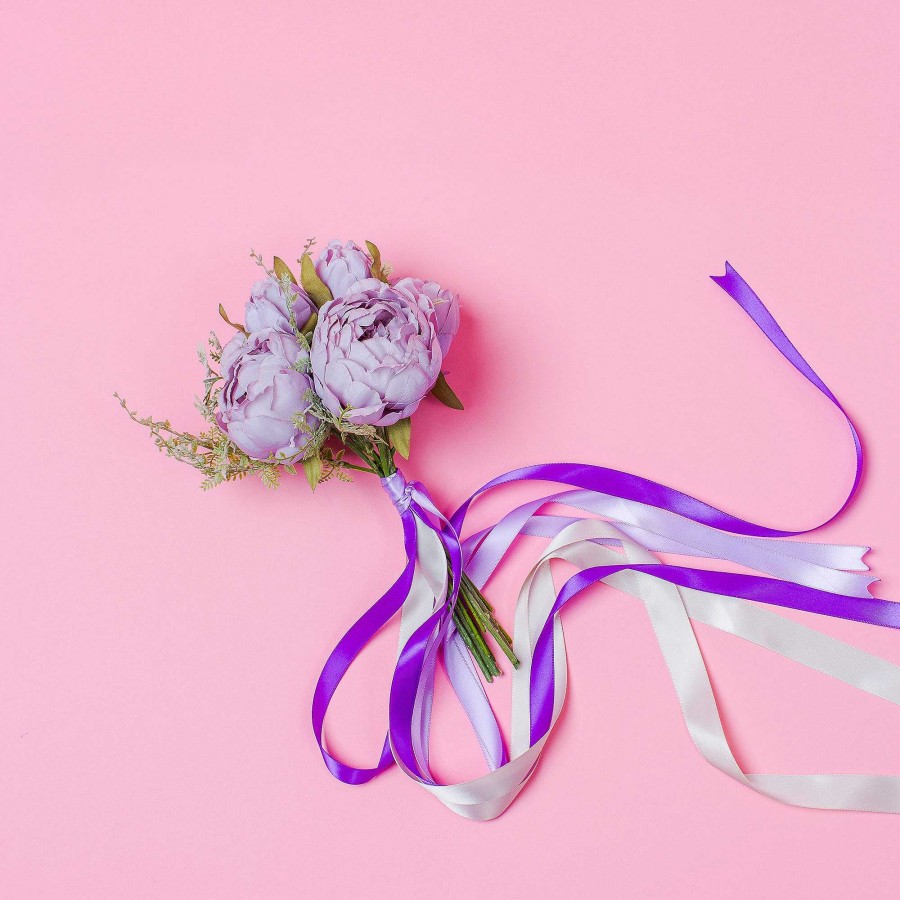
[218,303,248,336]
[386,417,412,459]
[259,467,280,490]
[301,311,318,338]
[366,240,390,283]
[430,372,464,410]
[273,256,297,286]
[302,455,324,491]
[300,253,334,308]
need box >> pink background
[3,1,899,896]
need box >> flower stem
[444,556,519,680]
[454,593,500,679]
[458,572,520,669]
[351,431,518,682]
[376,428,395,475]
[345,435,381,473]
[453,600,498,681]
[340,460,376,474]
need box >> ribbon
[313,473,507,786]
[313,263,900,820]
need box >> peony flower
[216,328,320,462]
[392,277,460,356]
[314,240,371,300]
[310,279,443,426]
[245,276,315,334]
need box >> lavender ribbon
[313,263,897,817]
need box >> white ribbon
[391,514,900,820]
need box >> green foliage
[299,253,333,309]
[273,256,297,286]
[365,240,391,283]
[218,304,247,335]
[386,417,411,459]
[116,386,284,492]
[302,455,323,490]
[430,371,464,410]
[115,327,351,491]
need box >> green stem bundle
[345,430,519,681]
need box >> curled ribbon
[313,263,900,820]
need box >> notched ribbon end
[709,260,740,287]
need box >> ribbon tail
[311,509,418,784]
[711,261,863,525]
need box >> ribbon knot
[381,471,413,513]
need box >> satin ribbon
[313,263,900,820]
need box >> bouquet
[117,239,517,682]
[120,245,900,821]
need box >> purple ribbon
[450,262,862,542]
[310,499,416,784]
[529,563,900,744]
[313,262,884,789]
[312,474,465,784]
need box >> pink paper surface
[3,1,899,896]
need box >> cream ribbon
[390,517,900,820]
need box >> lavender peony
[245,276,315,334]
[392,277,460,355]
[310,280,443,426]
[216,328,320,461]
[315,240,371,300]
